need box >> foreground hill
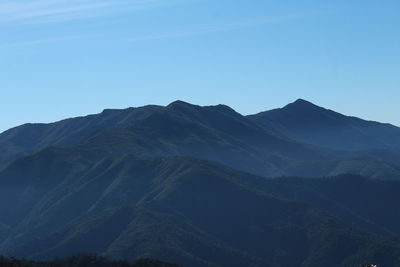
[261,174,400,236]
[1,154,400,267]
[0,254,180,267]
[248,99,400,153]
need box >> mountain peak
[283,99,324,112]
[291,98,318,107]
[167,100,197,108]
[294,98,312,104]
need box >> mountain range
[1,99,400,267]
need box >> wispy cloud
[0,0,189,48]
[0,14,309,48]
[0,0,169,24]
[0,35,81,49]
[122,15,306,44]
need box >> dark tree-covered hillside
[0,254,181,267]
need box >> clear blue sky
[1,0,399,133]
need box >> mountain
[3,100,400,181]
[1,153,400,267]
[248,99,400,152]
[0,101,330,178]
[283,157,400,181]
[261,174,400,236]
[2,100,400,266]
[0,104,164,167]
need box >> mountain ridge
[2,100,400,181]
[0,100,330,178]
[248,99,400,152]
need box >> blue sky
[0,0,399,132]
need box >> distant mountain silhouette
[0,104,164,166]
[1,154,400,267]
[248,99,400,152]
[0,101,330,178]
[2,100,400,180]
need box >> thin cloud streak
[123,15,306,44]
[0,0,186,48]
[1,14,307,48]
[0,35,82,49]
[0,0,170,24]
